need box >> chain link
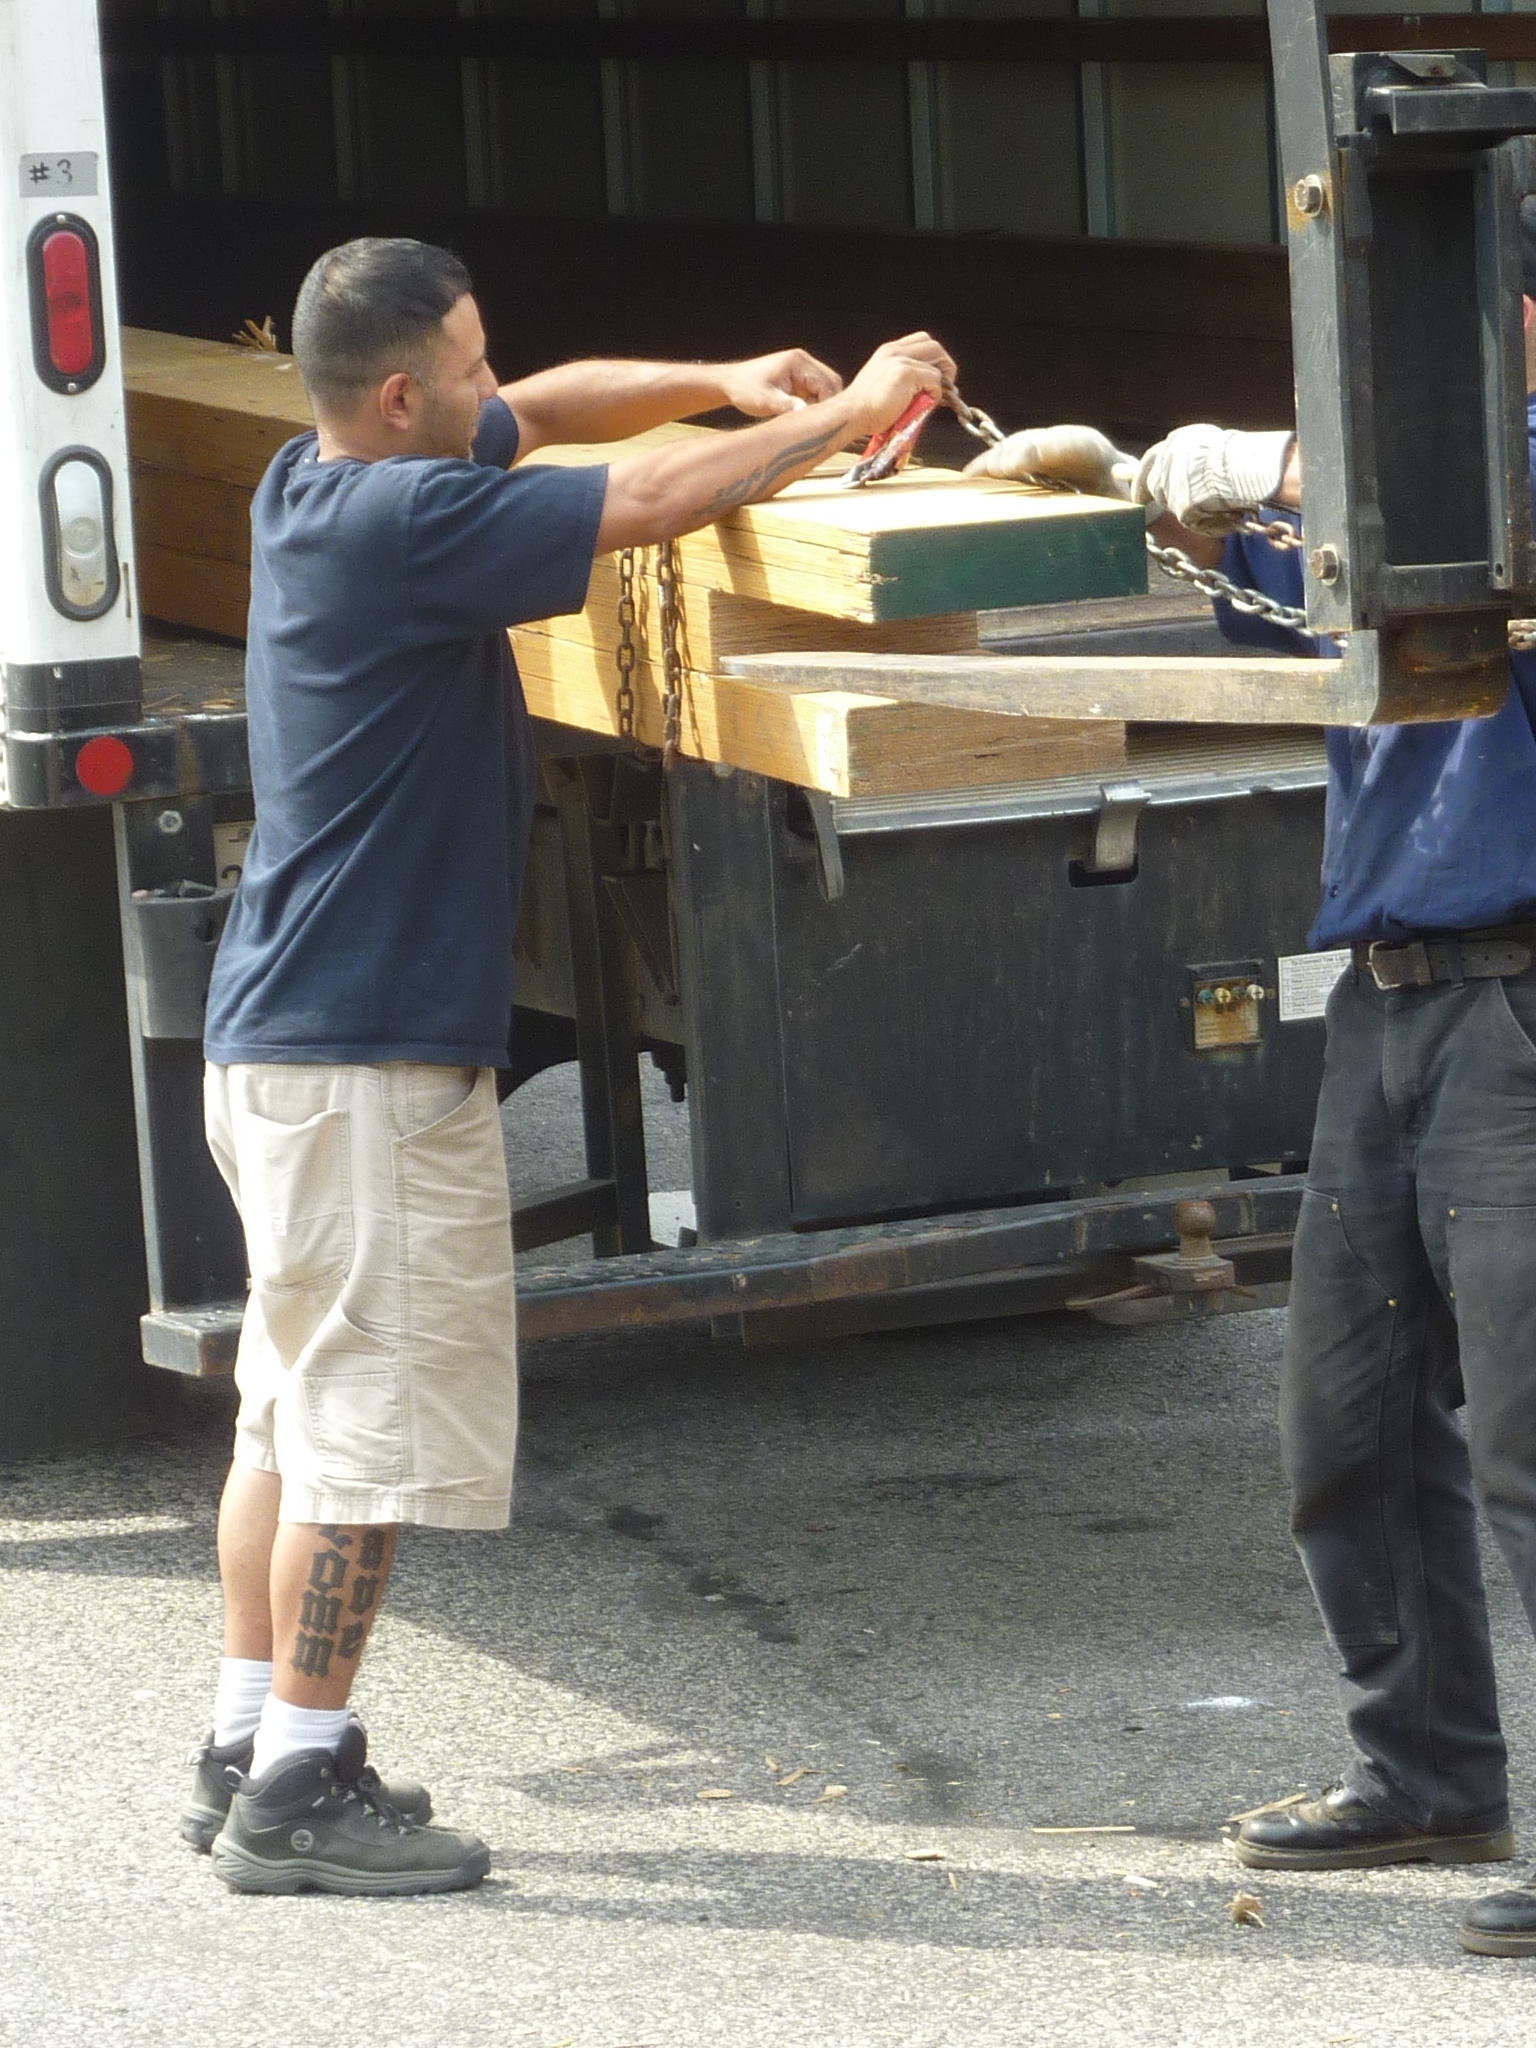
[656,539,686,770]
[945,380,1007,453]
[1236,513,1305,551]
[613,546,640,742]
[1144,535,1313,633]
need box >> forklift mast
[1270,0,1536,708]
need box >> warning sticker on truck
[1277,948,1351,1022]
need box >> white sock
[248,1696,353,1781]
[212,1657,273,1749]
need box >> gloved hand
[963,424,1138,500]
[1132,425,1295,534]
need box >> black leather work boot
[1460,1873,1536,1955]
[1234,1785,1515,1871]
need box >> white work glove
[963,424,1138,500]
[1133,425,1295,535]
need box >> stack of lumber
[515,426,1151,793]
[511,550,1131,796]
[124,327,313,639]
[121,328,1173,793]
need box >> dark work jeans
[1283,965,1536,1833]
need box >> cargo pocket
[236,1104,353,1364]
[391,1068,510,1259]
[300,1352,406,1485]
[391,1068,515,1350]
[1282,1186,1403,1649]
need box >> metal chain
[948,380,1313,628]
[613,547,640,742]
[656,539,686,770]
[946,382,1008,453]
[1144,535,1312,632]
[1236,513,1305,551]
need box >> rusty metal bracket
[1066,1199,1257,1324]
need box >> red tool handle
[845,391,940,486]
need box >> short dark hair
[290,237,474,412]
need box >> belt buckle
[1367,938,1433,990]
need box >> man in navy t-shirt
[188,234,956,1897]
[970,273,1536,1954]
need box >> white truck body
[0,0,137,706]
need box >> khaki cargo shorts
[204,1061,518,1529]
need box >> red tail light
[74,735,135,797]
[27,214,105,394]
[40,231,94,374]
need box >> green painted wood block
[866,501,1148,621]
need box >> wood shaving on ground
[1225,1791,1309,1825]
[814,1784,849,1802]
[777,1767,812,1785]
[764,1755,780,1770]
[948,1871,960,1891]
[1230,1891,1265,1927]
[904,1849,946,1861]
[1121,1875,1159,1892]
[1030,1824,1136,1835]
[697,1787,734,1800]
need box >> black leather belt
[1353,922,1536,990]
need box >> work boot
[1234,1785,1514,1871]
[1460,1871,1536,1955]
[183,1717,431,1853]
[210,1723,487,1896]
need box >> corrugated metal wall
[100,2,1526,441]
[110,0,1281,242]
[111,0,1523,246]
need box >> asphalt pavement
[4,1063,1536,2047]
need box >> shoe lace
[355,1763,410,1829]
[324,1759,415,1835]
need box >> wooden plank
[136,544,249,639]
[123,328,312,488]
[513,633,1124,796]
[717,648,1505,728]
[525,437,1148,622]
[543,559,980,667]
[131,466,254,567]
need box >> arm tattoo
[696,418,851,519]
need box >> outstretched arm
[966,419,1300,569]
[595,332,957,551]
[501,348,843,458]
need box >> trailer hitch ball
[1131,1201,1236,1296]
[1172,1199,1218,1264]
